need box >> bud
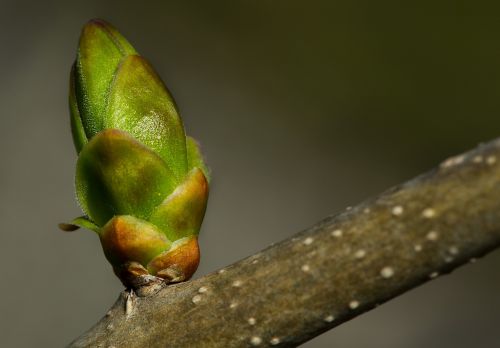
[61,19,209,289]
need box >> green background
[1,1,500,347]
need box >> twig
[68,138,500,348]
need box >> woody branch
[69,138,500,348]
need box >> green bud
[62,19,210,288]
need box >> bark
[69,138,500,348]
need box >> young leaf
[149,168,208,241]
[186,136,210,182]
[75,19,136,137]
[69,64,88,153]
[59,216,100,233]
[104,55,187,181]
[76,129,176,226]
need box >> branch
[69,138,500,348]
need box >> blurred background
[1,1,500,347]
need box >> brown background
[1,1,500,347]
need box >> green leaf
[104,55,187,181]
[76,129,177,226]
[149,168,208,241]
[75,19,136,138]
[59,216,100,233]
[69,64,88,153]
[186,136,210,182]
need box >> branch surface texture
[69,138,500,348]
